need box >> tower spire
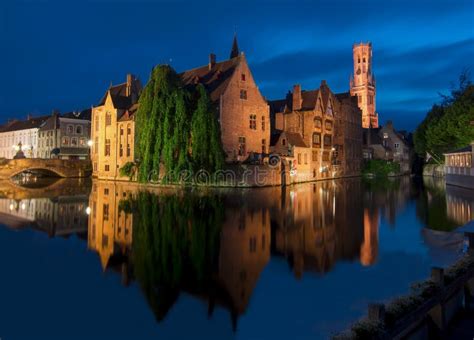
[230,33,239,59]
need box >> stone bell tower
[350,42,378,128]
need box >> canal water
[0,176,472,339]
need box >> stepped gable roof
[444,145,472,154]
[180,55,242,103]
[0,115,50,133]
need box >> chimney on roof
[209,53,216,70]
[292,84,302,111]
[126,74,135,97]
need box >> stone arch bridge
[0,158,92,180]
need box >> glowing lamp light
[87,140,94,147]
[9,203,14,211]
[21,203,26,210]
[86,207,91,215]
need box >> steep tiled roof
[270,130,307,148]
[444,145,472,154]
[98,77,142,110]
[0,115,50,132]
[301,90,320,110]
[118,103,139,122]
[62,108,91,120]
[180,55,242,103]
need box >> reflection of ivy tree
[415,181,458,232]
[128,191,224,320]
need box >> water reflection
[0,176,472,337]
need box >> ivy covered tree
[414,71,474,160]
[134,65,224,182]
[191,84,225,173]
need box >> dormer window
[241,73,246,81]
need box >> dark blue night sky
[1,0,473,131]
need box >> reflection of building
[88,181,134,268]
[0,192,89,237]
[445,185,474,225]
[360,208,379,266]
[218,204,271,317]
[273,179,367,277]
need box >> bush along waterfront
[134,65,225,184]
[362,159,401,178]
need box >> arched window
[76,125,83,135]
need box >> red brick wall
[219,55,270,161]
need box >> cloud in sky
[1,0,473,131]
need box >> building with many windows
[181,36,270,162]
[269,81,362,182]
[0,115,49,159]
[37,109,91,159]
[91,74,141,179]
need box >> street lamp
[87,140,93,147]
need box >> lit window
[312,133,321,146]
[71,137,78,146]
[62,137,69,145]
[105,139,111,156]
[249,115,257,130]
[314,117,322,128]
[105,113,112,126]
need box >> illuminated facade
[444,142,474,189]
[0,115,49,159]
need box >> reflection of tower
[350,42,378,128]
[360,208,379,266]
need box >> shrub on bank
[362,160,400,177]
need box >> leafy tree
[191,84,225,173]
[135,66,224,183]
[413,71,474,160]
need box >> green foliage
[362,159,400,177]
[191,84,225,173]
[414,71,474,159]
[126,191,224,320]
[135,65,224,183]
[119,161,136,179]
